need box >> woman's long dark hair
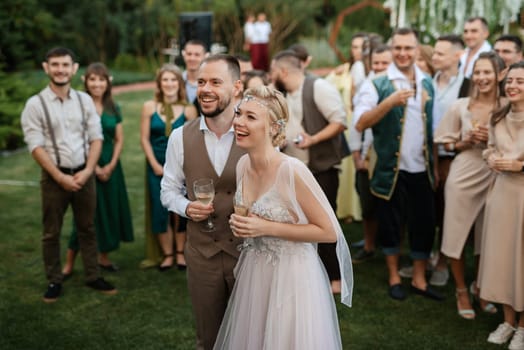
[84,62,117,115]
[491,60,524,125]
[469,51,506,113]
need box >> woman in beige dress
[434,52,505,320]
[479,61,524,349]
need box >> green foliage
[0,0,57,71]
[0,69,39,150]
[113,54,159,73]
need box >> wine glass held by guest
[62,62,134,276]
[140,64,197,270]
[214,86,353,350]
[479,62,524,348]
[193,178,216,232]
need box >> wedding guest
[427,34,468,287]
[479,61,524,349]
[349,32,368,91]
[215,85,352,349]
[350,44,393,263]
[493,34,523,67]
[62,63,134,276]
[435,51,505,319]
[243,13,255,52]
[20,47,116,302]
[460,17,492,78]
[247,12,272,71]
[416,44,435,76]
[288,43,313,71]
[182,40,208,105]
[242,70,269,90]
[234,54,254,82]
[140,64,197,270]
[355,28,441,301]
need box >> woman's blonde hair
[242,85,288,147]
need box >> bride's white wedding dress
[213,155,353,350]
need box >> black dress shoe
[410,284,445,301]
[43,283,62,303]
[388,283,407,301]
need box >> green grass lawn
[0,90,500,349]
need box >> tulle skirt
[213,240,342,350]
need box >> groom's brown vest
[183,119,244,259]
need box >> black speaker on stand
[179,12,213,51]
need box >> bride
[213,86,353,349]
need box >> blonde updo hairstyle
[243,85,288,147]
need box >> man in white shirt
[355,28,442,302]
[460,17,492,78]
[270,50,347,293]
[161,54,244,350]
[20,47,116,303]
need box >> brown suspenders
[37,91,87,167]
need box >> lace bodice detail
[233,154,353,307]
[236,183,313,264]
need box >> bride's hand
[229,213,267,238]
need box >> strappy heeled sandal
[470,281,498,314]
[456,287,475,320]
[158,254,174,272]
[176,250,187,271]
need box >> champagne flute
[233,196,249,217]
[193,178,215,232]
[471,118,479,130]
[233,195,253,249]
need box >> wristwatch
[448,143,455,152]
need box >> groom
[161,54,245,350]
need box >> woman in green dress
[140,64,197,270]
[63,63,134,275]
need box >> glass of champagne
[193,178,215,232]
[233,196,249,217]
[471,118,479,130]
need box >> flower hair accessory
[275,119,286,128]
[242,94,269,108]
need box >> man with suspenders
[21,47,116,303]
